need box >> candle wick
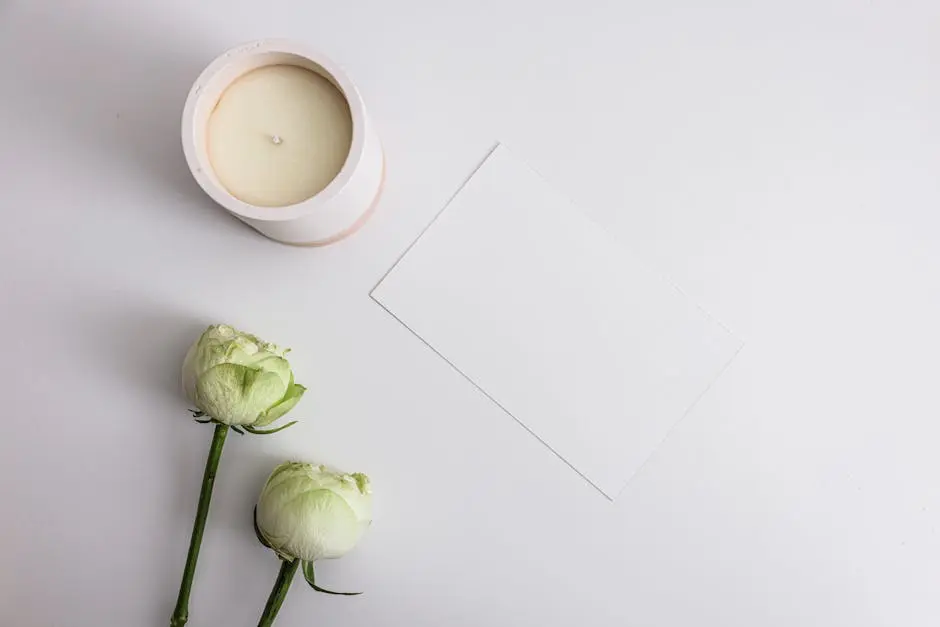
[271,134,282,145]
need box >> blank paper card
[372,145,742,499]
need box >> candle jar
[182,40,383,245]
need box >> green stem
[258,559,300,627]
[170,424,229,627]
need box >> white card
[372,145,742,498]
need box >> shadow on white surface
[62,294,310,623]
[70,300,206,401]
[0,7,234,223]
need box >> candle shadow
[1,9,238,223]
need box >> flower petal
[195,363,286,425]
[254,383,306,427]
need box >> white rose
[182,324,305,428]
[256,462,372,562]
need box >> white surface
[1,1,939,626]
[373,144,741,498]
[208,64,352,207]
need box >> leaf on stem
[302,560,362,596]
[244,421,298,436]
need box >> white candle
[207,65,352,207]
[182,41,384,245]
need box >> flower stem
[170,423,229,627]
[258,559,300,627]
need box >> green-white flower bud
[182,324,306,426]
[256,462,373,562]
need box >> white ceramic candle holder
[182,40,383,246]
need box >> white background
[373,144,743,499]
[1,1,938,626]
